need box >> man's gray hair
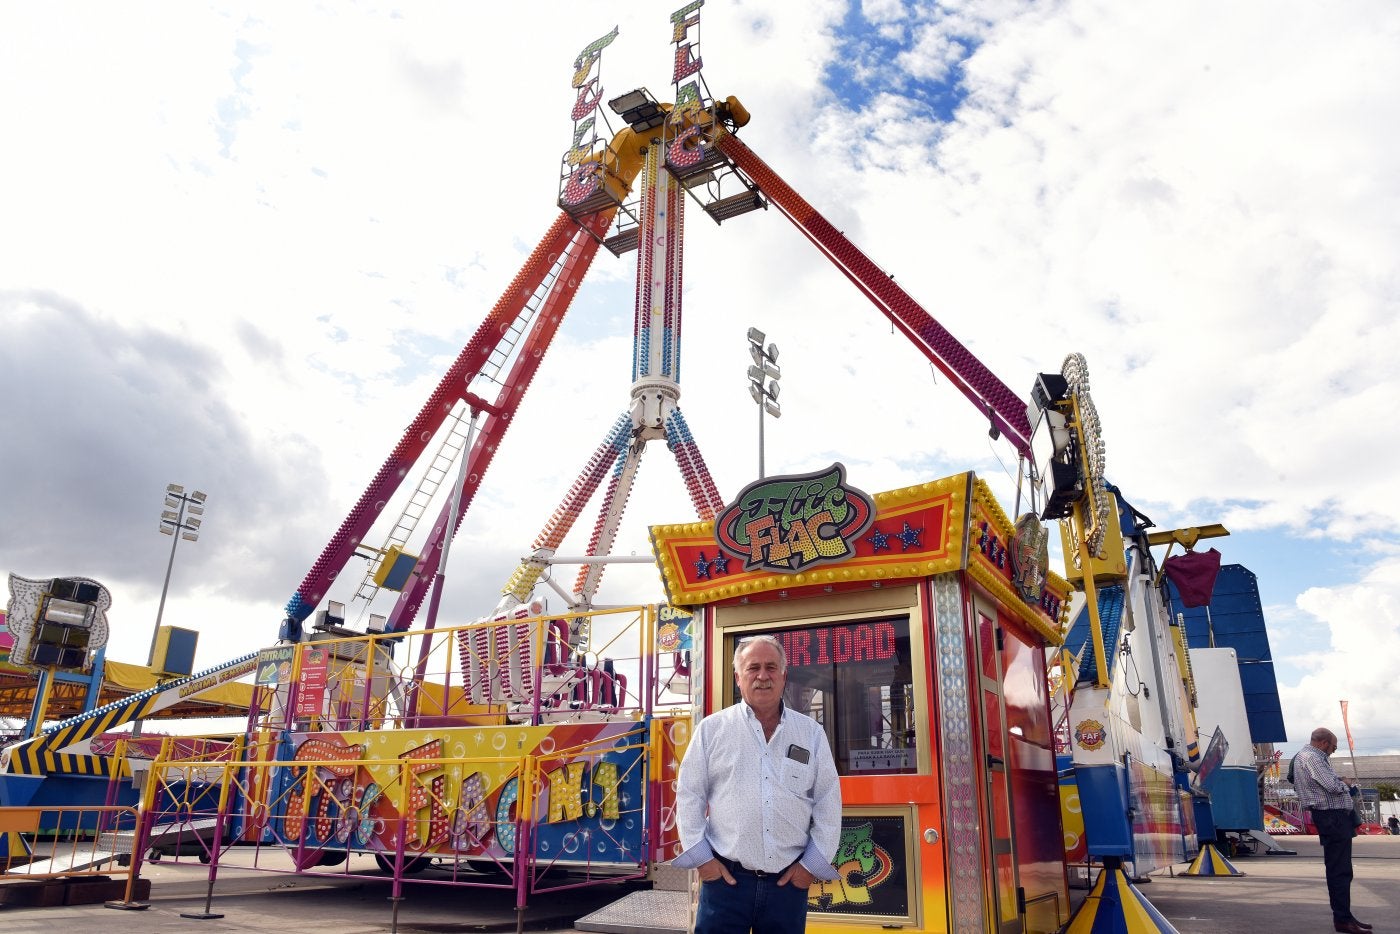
[733,634,787,673]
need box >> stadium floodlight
[746,328,782,478]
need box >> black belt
[715,854,783,879]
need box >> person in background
[1293,727,1371,934]
[1388,815,1399,836]
[673,634,842,934]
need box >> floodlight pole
[758,393,766,479]
[135,484,206,738]
[747,327,781,479]
[148,486,207,665]
[150,513,183,665]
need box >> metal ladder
[347,253,568,616]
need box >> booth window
[748,617,916,776]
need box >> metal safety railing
[0,605,693,926]
[252,604,689,733]
[128,715,686,929]
[1,802,147,905]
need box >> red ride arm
[288,210,611,628]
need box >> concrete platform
[0,835,1394,932]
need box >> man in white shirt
[673,634,842,934]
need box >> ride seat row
[457,609,627,716]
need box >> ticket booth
[650,466,1072,933]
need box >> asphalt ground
[1,835,1397,933]
[1130,834,1400,933]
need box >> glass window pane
[1000,625,1051,748]
[977,612,998,681]
[759,617,917,776]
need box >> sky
[2,0,1398,754]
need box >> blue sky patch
[824,4,978,123]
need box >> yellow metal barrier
[1,803,147,907]
[0,604,684,919]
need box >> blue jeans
[694,870,809,934]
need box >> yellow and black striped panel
[10,748,116,777]
[8,652,259,776]
[8,693,161,775]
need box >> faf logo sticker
[715,464,875,574]
[1074,718,1107,751]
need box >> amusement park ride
[2,3,1287,932]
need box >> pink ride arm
[716,133,1032,457]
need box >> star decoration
[694,552,712,579]
[897,522,923,550]
[866,526,891,552]
[710,553,730,575]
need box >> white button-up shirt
[673,700,841,880]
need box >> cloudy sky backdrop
[2,0,1398,753]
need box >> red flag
[1340,700,1356,754]
[1163,548,1222,608]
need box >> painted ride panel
[251,720,659,872]
[201,606,690,878]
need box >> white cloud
[1283,557,1400,753]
